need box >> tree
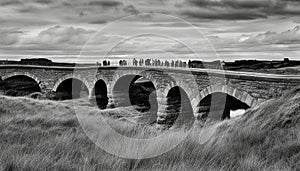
[179,60,183,67]
[133,58,138,66]
[145,59,151,66]
[123,60,127,66]
[188,60,192,68]
[103,60,107,66]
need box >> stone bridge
[1,65,300,125]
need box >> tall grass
[0,88,299,171]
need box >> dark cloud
[34,0,53,5]
[0,0,21,6]
[89,20,107,24]
[187,0,221,7]
[87,0,123,7]
[182,9,267,20]
[223,0,272,9]
[187,0,287,10]
[182,0,300,20]
[149,22,191,28]
[0,0,54,6]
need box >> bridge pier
[156,96,169,125]
[107,91,115,108]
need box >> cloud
[0,29,21,45]
[181,0,300,20]
[222,0,272,9]
[30,26,95,45]
[2,0,300,24]
[187,0,221,7]
[186,0,279,10]
[13,0,139,25]
[242,26,300,44]
[123,5,140,14]
[182,8,267,20]
[0,0,21,6]
[88,20,108,24]
[0,0,59,7]
[87,0,122,7]
[34,0,53,5]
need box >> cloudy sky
[1,0,300,63]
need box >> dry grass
[0,88,300,171]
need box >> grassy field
[0,88,300,171]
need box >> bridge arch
[53,74,90,100]
[53,74,91,92]
[1,72,42,96]
[196,85,257,121]
[3,72,41,85]
[198,85,257,108]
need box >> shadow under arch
[198,92,251,121]
[1,74,41,96]
[91,79,108,109]
[162,86,195,128]
[55,78,89,100]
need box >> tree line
[96,58,222,69]
[130,58,188,67]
